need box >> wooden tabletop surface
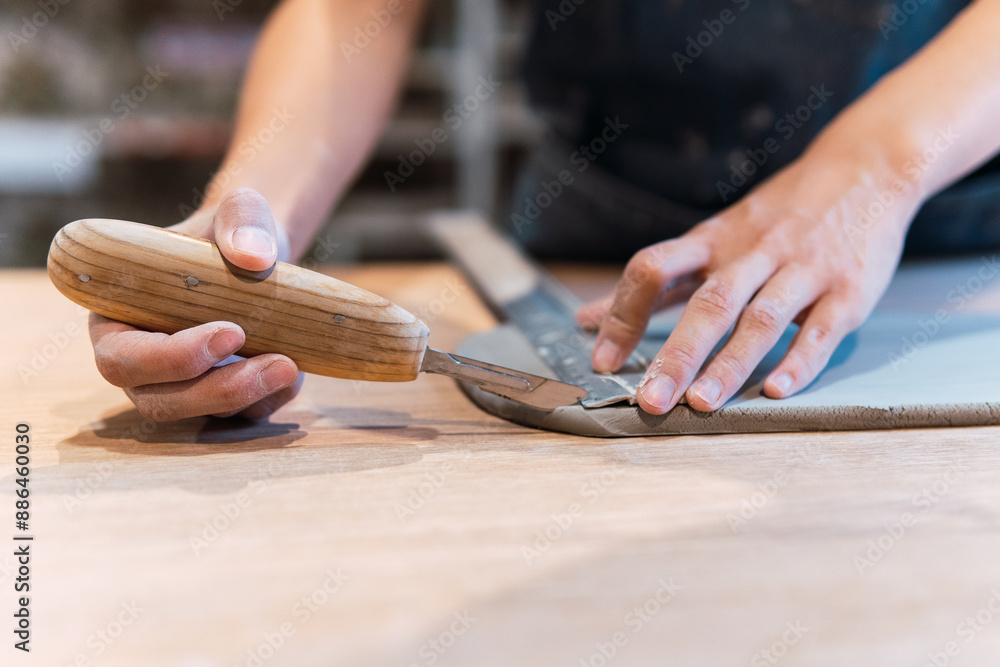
[3,263,1000,667]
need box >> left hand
[88,189,302,422]
[577,149,920,414]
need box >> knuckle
[692,279,739,321]
[216,376,258,410]
[219,188,271,229]
[786,345,824,379]
[604,311,648,342]
[625,242,679,287]
[831,273,866,303]
[132,396,172,423]
[748,237,782,262]
[837,285,864,307]
[712,353,750,384]
[625,247,664,285]
[791,244,824,267]
[172,351,211,381]
[667,340,702,370]
[743,298,788,334]
[802,323,836,352]
[225,187,266,209]
[691,215,725,239]
[825,298,865,333]
[93,342,128,387]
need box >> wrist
[802,122,926,234]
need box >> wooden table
[4,263,1000,666]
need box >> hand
[577,151,919,414]
[89,188,303,421]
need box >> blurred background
[0,0,540,267]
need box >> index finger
[636,252,776,414]
[592,236,710,373]
[89,313,246,388]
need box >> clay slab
[455,258,1000,436]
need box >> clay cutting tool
[429,212,665,408]
[47,219,587,411]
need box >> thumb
[212,188,283,271]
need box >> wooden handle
[47,219,429,382]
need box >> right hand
[89,188,303,422]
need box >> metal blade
[420,348,586,411]
[428,213,654,408]
[503,287,662,407]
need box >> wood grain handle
[47,219,429,382]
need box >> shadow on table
[34,398,523,495]
[65,405,307,451]
[314,405,523,440]
[35,406,426,495]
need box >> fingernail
[638,375,676,411]
[259,360,296,394]
[207,328,243,360]
[232,226,275,257]
[771,373,793,396]
[690,377,723,407]
[592,339,621,372]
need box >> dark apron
[505,0,1000,259]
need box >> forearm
[808,0,1000,214]
[198,0,428,260]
